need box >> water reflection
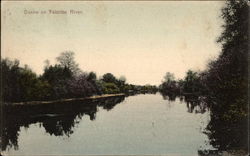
[160,93,209,114]
[2,93,247,154]
[1,96,125,151]
[125,91,157,97]
[161,93,177,101]
[160,92,248,154]
[185,97,208,114]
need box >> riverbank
[3,93,125,106]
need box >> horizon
[1,1,224,85]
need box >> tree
[204,0,248,150]
[102,73,117,83]
[44,59,50,69]
[163,72,175,83]
[68,73,97,98]
[102,82,120,94]
[42,65,73,85]
[87,72,102,95]
[1,58,51,102]
[56,51,81,75]
[205,0,248,119]
[160,72,178,94]
[1,58,21,102]
[42,64,73,99]
[183,70,201,94]
[87,72,97,82]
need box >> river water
[1,93,215,155]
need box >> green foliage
[102,73,117,83]
[160,72,180,95]
[1,53,103,102]
[160,70,205,96]
[203,0,248,150]
[183,70,202,94]
[115,76,126,92]
[2,52,159,103]
[141,85,158,93]
[42,65,73,84]
[87,72,102,95]
[87,72,97,82]
[204,0,248,120]
[41,64,73,99]
[102,82,120,94]
[122,84,158,94]
[18,67,40,101]
[1,58,52,102]
[1,58,21,102]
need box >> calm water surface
[2,94,214,155]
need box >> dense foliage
[159,70,204,96]
[203,0,248,150]
[1,59,51,102]
[1,52,158,103]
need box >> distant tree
[87,72,102,95]
[183,70,201,93]
[160,72,178,95]
[87,72,97,82]
[163,72,175,83]
[42,65,72,85]
[56,51,81,75]
[177,79,185,94]
[102,73,117,83]
[102,82,120,94]
[44,59,50,69]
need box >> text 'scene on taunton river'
[24,9,83,15]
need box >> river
[1,93,215,155]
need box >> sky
[1,1,224,85]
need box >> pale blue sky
[1,1,224,85]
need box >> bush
[102,83,120,94]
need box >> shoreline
[3,93,125,106]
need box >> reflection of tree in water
[42,115,76,137]
[184,96,207,114]
[197,97,247,153]
[1,123,20,151]
[160,92,208,114]
[1,96,125,151]
[161,92,247,152]
[202,97,248,151]
[98,96,125,111]
[160,92,177,101]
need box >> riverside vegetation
[1,51,158,103]
[159,0,248,151]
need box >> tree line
[159,0,248,150]
[1,51,158,103]
[159,70,204,97]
